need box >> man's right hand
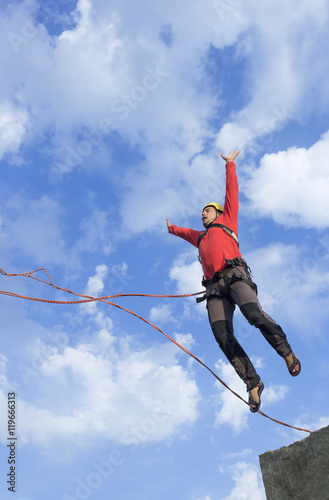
[166,218,171,230]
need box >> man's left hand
[221,150,241,163]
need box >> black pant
[206,265,292,391]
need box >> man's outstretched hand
[221,150,241,163]
[166,218,171,230]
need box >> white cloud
[245,131,329,229]
[0,195,120,271]
[293,415,329,435]
[223,449,253,460]
[222,462,266,500]
[149,303,177,325]
[0,354,9,392]
[85,264,108,296]
[118,145,216,234]
[111,262,128,276]
[244,241,329,340]
[1,0,217,160]
[174,332,196,351]
[0,259,202,453]
[0,0,238,223]
[169,250,204,296]
[82,264,109,314]
[1,0,328,240]
[74,208,115,256]
[114,0,329,233]
[0,317,200,451]
[1,194,67,265]
[262,384,289,407]
[251,356,266,370]
[216,123,253,155]
[0,101,30,160]
[213,359,289,434]
[216,0,329,153]
[213,360,250,434]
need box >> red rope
[0,267,311,434]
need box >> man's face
[202,206,218,228]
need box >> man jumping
[166,150,300,413]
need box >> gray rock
[259,425,329,500]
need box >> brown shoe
[248,381,264,413]
[287,353,301,377]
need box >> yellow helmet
[203,202,224,213]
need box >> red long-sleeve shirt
[168,161,242,280]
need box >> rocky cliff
[259,425,329,500]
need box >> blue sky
[0,0,329,498]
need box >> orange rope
[0,268,311,434]
[0,267,203,300]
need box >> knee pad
[240,303,264,327]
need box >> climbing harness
[197,222,239,249]
[197,221,240,270]
[196,257,257,303]
[0,267,311,435]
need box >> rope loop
[0,267,311,434]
